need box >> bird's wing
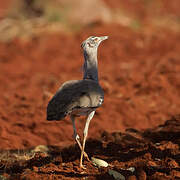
[47,79,104,120]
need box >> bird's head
[81,36,108,53]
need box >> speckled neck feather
[83,49,98,82]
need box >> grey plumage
[47,79,104,120]
[46,36,108,169]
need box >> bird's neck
[83,50,99,82]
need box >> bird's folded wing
[47,79,104,120]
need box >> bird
[47,36,108,169]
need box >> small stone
[108,169,125,180]
[91,157,108,168]
[127,167,135,173]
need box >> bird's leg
[80,111,95,169]
[70,115,90,161]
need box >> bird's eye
[90,37,98,43]
[91,36,98,41]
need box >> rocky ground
[0,117,180,179]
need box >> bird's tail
[46,101,66,121]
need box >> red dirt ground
[0,117,180,179]
[0,0,12,18]
[0,0,180,179]
[0,23,180,180]
[0,24,180,149]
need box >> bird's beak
[99,36,108,42]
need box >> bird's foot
[80,164,86,170]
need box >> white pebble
[91,157,109,167]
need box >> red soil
[0,24,180,149]
[0,23,180,179]
[0,1,180,179]
[1,117,180,179]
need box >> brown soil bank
[0,117,180,179]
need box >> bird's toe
[80,164,86,170]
